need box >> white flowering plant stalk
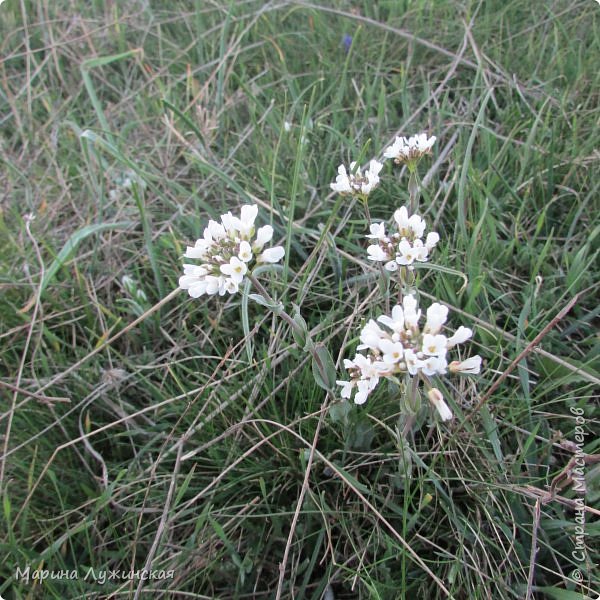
[384,132,436,213]
[331,132,483,432]
[179,204,338,393]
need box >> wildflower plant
[180,131,482,437]
[179,204,338,392]
[331,132,483,430]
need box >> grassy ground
[1,0,599,598]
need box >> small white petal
[366,223,386,240]
[188,281,209,298]
[240,204,258,226]
[449,355,482,374]
[425,231,440,249]
[238,240,253,262]
[394,206,410,229]
[424,303,448,334]
[447,326,473,347]
[367,244,388,262]
[368,159,384,176]
[422,334,448,356]
[258,246,285,263]
[255,225,274,248]
[224,278,239,294]
[407,214,426,238]
[336,380,353,399]
[428,388,452,421]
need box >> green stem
[360,194,372,227]
[361,195,390,313]
[247,272,334,390]
[401,374,420,438]
[408,169,420,214]
[246,272,300,335]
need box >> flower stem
[247,272,336,390]
[408,169,420,214]
[361,195,390,313]
[246,272,299,334]
[360,195,372,227]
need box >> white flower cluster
[179,204,284,298]
[330,133,436,198]
[384,133,436,165]
[330,159,383,196]
[336,294,481,418]
[366,205,440,270]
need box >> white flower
[220,257,247,283]
[394,206,426,239]
[238,241,253,262]
[330,164,352,194]
[379,339,404,364]
[383,136,409,161]
[207,219,227,241]
[412,239,429,262]
[384,133,436,164]
[449,355,482,374]
[258,246,285,263]
[421,334,447,357]
[339,296,481,406]
[363,159,383,194]
[220,212,240,233]
[366,205,438,269]
[421,355,448,376]
[330,159,383,196]
[377,304,405,335]
[393,206,410,230]
[354,380,372,404]
[384,260,398,272]
[203,276,222,296]
[254,225,274,249]
[224,278,239,294]
[180,276,208,298]
[428,388,453,421]
[239,204,258,236]
[366,223,387,240]
[337,380,353,399]
[354,354,383,383]
[411,132,436,153]
[403,349,422,375]
[396,239,418,265]
[367,244,389,262]
[424,303,448,334]
[402,294,421,328]
[339,354,384,405]
[425,231,440,250]
[181,263,208,277]
[179,264,211,297]
[184,239,210,259]
[447,326,473,347]
[358,319,386,351]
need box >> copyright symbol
[571,568,583,582]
